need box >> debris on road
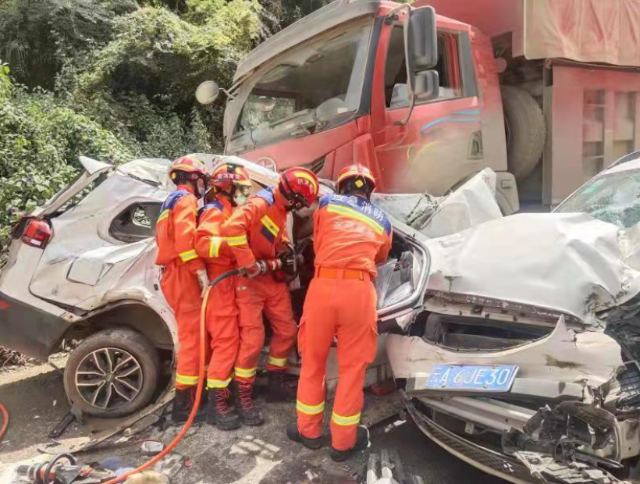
[141,441,165,456]
[363,449,425,484]
[126,470,170,484]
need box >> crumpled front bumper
[406,397,622,484]
[387,316,631,483]
[386,316,624,400]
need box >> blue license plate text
[426,364,518,392]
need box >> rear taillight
[21,219,51,248]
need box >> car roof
[604,151,640,174]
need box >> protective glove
[196,269,210,298]
[244,259,281,279]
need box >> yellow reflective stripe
[331,411,361,426]
[234,367,257,378]
[338,170,361,181]
[296,400,325,416]
[268,355,288,368]
[176,374,199,386]
[294,170,318,193]
[179,249,198,262]
[327,204,384,235]
[261,215,279,237]
[226,235,248,247]
[173,162,205,172]
[157,209,170,223]
[209,236,222,258]
[207,377,232,389]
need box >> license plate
[426,365,518,392]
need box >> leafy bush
[78,3,260,108]
[0,0,138,89]
[0,63,134,256]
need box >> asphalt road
[0,364,503,483]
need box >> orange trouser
[234,275,296,382]
[205,265,240,389]
[161,261,202,389]
[296,276,378,451]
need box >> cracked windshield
[556,169,640,228]
[228,21,372,152]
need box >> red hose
[103,284,213,484]
[0,401,8,443]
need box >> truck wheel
[502,86,546,182]
[64,328,160,418]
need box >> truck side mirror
[195,81,220,105]
[408,6,438,72]
[414,70,439,102]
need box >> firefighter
[222,168,319,426]
[194,162,253,430]
[155,156,210,423]
[288,164,392,461]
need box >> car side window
[109,202,162,243]
[384,26,467,109]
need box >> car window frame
[108,201,163,244]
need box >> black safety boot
[286,423,324,450]
[206,388,241,430]
[171,387,206,424]
[267,370,297,402]
[329,425,370,462]
[234,380,264,426]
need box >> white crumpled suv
[0,154,432,419]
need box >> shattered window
[555,170,640,228]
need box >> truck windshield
[228,20,372,153]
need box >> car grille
[406,398,536,483]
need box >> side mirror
[414,70,439,102]
[408,6,438,72]
[195,81,220,105]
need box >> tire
[501,85,546,182]
[64,328,160,418]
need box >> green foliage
[0,0,138,89]
[258,0,332,37]
[0,63,135,253]
[78,3,260,108]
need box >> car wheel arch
[63,301,174,353]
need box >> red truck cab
[211,0,518,213]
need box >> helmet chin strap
[280,179,308,212]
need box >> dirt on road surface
[0,363,502,483]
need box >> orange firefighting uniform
[296,193,392,451]
[155,185,205,389]
[194,194,242,390]
[221,187,296,382]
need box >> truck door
[373,24,484,196]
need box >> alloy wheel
[75,347,144,410]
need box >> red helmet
[336,163,376,194]
[279,168,319,209]
[209,162,252,191]
[169,156,206,181]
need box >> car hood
[424,212,640,324]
